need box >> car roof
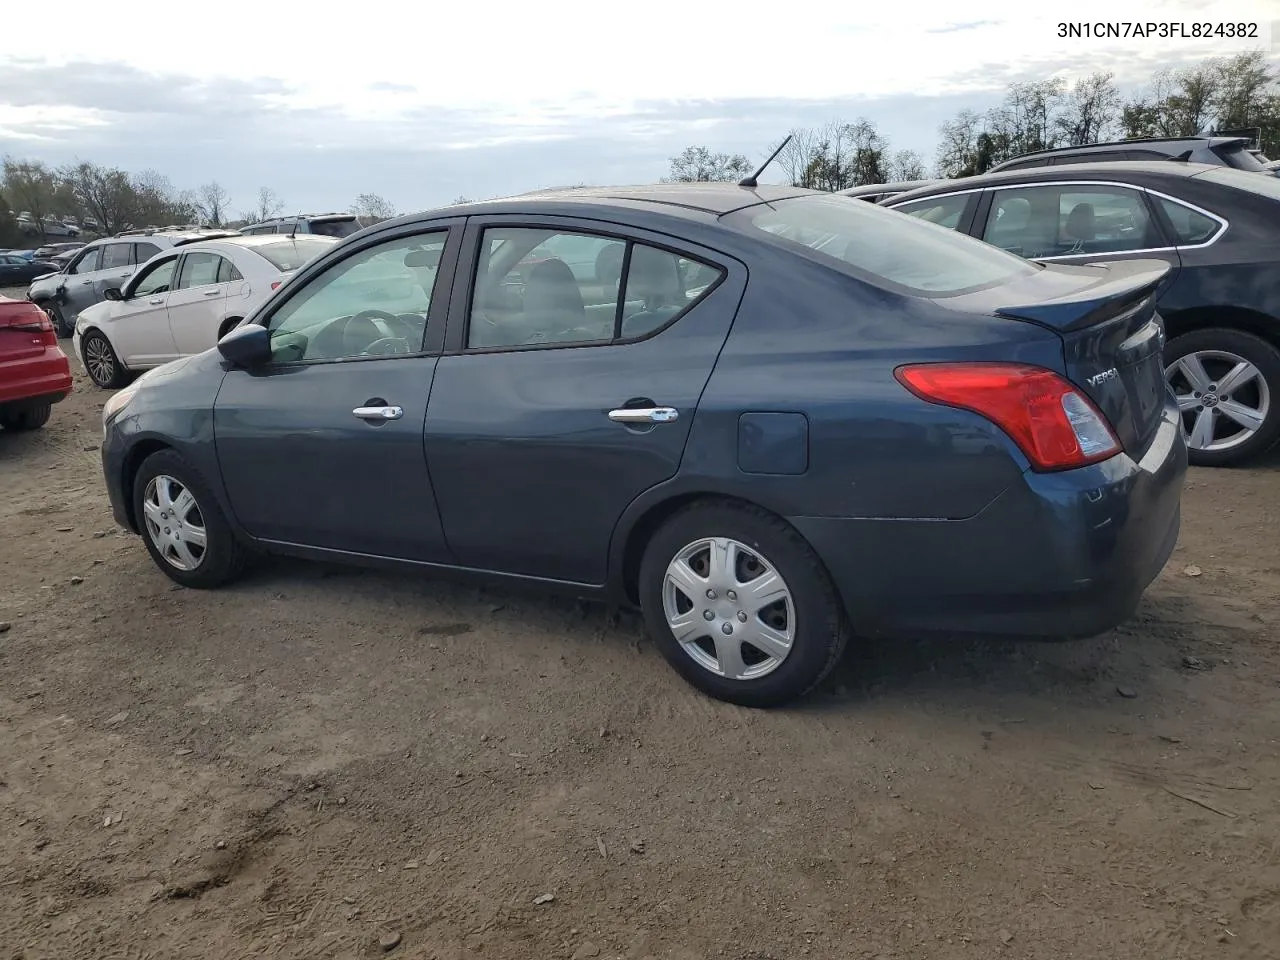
[998,135,1248,162]
[882,160,1224,204]
[397,183,814,227]
[177,235,341,254]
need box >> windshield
[254,237,337,271]
[727,194,1038,296]
[1218,143,1266,171]
[310,219,361,239]
[1199,166,1280,201]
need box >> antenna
[288,214,299,239]
[739,134,793,188]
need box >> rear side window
[1153,196,1222,245]
[729,194,1036,296]
[134,242,161,261]
[217,257,244,282]
[467,227,723,349]
[253,238,335,271]
[100,243,132,269]
[309,219,361,239]
[1216,143,1266,171]
[892,193,972,230]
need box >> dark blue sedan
[98,184,1186,706]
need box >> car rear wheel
[133,450,247,588]
[0,403,52,431]
[82,331,128,389]
[638,500,848,707]
[1164,328,1280,466]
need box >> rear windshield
[1216,143,1266,171]
[253,238,336,271]
[310,219,361,238]
[1198,166,1280,201]
[727,194,1038,296]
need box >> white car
[72,235,339,388]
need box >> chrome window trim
[889,179,1230,257]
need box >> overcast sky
[1,0,1275,216]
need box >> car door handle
[78,279,92,285]
[352,405,404,422]
[608,406,679,424]
[148,297,164,305]
[202,289,221,297]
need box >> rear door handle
[353,405,404,422]
[202,289,221,297]
[148,297,164,305]
[608,406,679,424]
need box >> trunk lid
[948,259,1172,457]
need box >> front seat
[1064,202,1096,253]
[521,258,585,342]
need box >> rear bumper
[791,402,1187,640]
[0,348,73,408]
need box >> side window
[266,230,445,362]
[176,252,222,289]
[134,242,161,262]
[276,223,299,234]
[1153,196,1222,245]
[131,256,178,297]
[467,227,722,349]
[68,247,102,275]
[217,257,244,282]
[100,243,132,270]
[892,194,971,230]
[982,185,1153,258]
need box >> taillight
[0,306,58,346]
[270,281,281,290]
[895,362,1121,471]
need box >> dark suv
[238,213,363,239]
[990,136,1268,175]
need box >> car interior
[983,189,1159,258]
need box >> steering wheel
[340,309,417,356]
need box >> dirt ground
[2,311,1279,960]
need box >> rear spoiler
[994,259,1171,333]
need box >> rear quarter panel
[665,249,1067,521]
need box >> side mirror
[217,324,272,368]
[103,287,123,301]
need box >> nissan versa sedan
[882,161,1280,466]
[99,184,1187,707]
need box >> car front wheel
[38,301,70,338]
[82,331,128,389]
[1165,328,1280,466]
[638,500,848,707]
[133,450,247,588]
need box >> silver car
[26,229,241,337]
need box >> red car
[0,296,73,431]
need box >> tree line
[664,49,1278,188]
[0,157,400,247]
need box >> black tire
[637,499,849,708]
[81,330,128,389]
[1165,328,1280,467]
[0,403,52,431]
[132,449,247,589]
[38,301,70,339]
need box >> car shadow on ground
[225,553,1217,722]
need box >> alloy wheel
[142,475,208,571]
[662,536,795,681]
[84,335,117,387]
[1165,349,1271,453]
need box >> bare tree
[935,109,983,178]
[770,128,821,187]
[2,158,58,239]
[59,161,138,235]
[351,192,396,221]
[240,186,284,224]
[1056,72,1122,146]
[662,146,751,183]
[888,150,927,182]
[195,181,231,227]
